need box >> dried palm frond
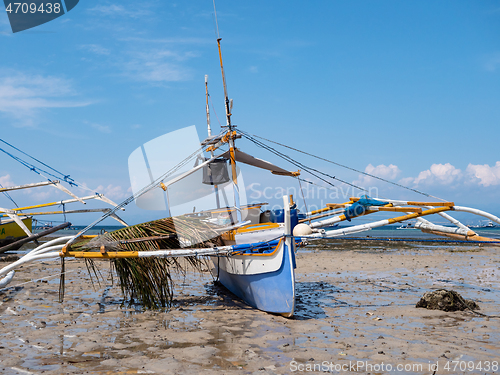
[71,216,224,309]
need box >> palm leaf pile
[70,216,225,309]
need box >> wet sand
[0,241,499,374]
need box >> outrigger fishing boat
[2,18,500,318]
[0,141,126,254]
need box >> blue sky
[1,1,500,225]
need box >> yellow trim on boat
[235,222,280,234]
[63,251,140,259]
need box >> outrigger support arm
[301,198,500,243]
[452,206,500,225]
[50,181,86,204]
[3,194,123,215]
[305,206,452,239]
[0,180,59,192]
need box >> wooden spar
[304,202,394,224]
[12,208,116,215]
[7,195,102,213]
[62,245,234,259]
[0,181,122,209]
[50,181,85,204]
[301,206,425,224]
[6,208,128,226]
[301,207,346,223]
[406,201,454,207]
[0,222,71,254]
[216,35,241,222]
[386,206,451,224]
[205,75,212,137]
[205,74,221,209]
[367,206,422,213]
[307,206,454,239]
[309,201,353,215]
[325,203,353,209]
[64,250,140,259]
[349,197,454,207]
[308,204,452,230]
[0,180,59,192]
[217,38,231,128]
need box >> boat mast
[205,75,212,138]
[215,10,242,223]
[205,75,221,209]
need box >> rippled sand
[0,241,499,374]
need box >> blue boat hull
[211,237,296,316]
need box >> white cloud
[466,161,500,187]
[21,186,54,202]
[89,122,112,133]
[413,163,462,185]
[354,161,500,196]
[79,44,110,55]
[484,52,500,72]
[355,163,401,186]
[87,4,152,19]
[120,36,212,45]
[0,71,91,127]
[95,184,129,200]
[122,49,193,83]
[0,174,15,187]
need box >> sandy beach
[0,240,499,374]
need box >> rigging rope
[238,130,446,202]
[0,138,76,186]
[68,145,208,243]
[208,93,223,128]
[0,138,127,197]
[239,130,367,192]
[297,177,309,222]
[0,183,19,208]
